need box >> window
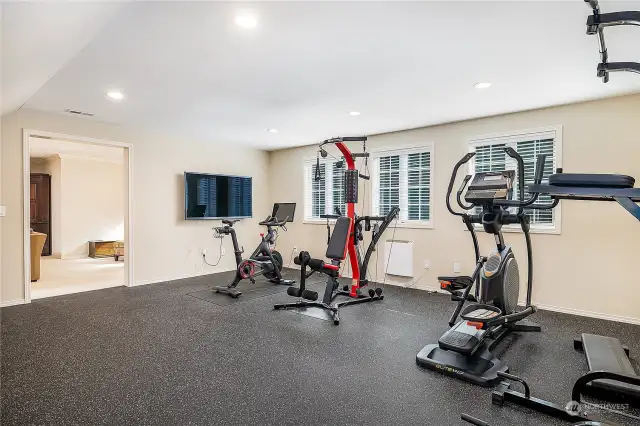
[469,128,561,231]
[304,160,346,220]
[372,147,433,226]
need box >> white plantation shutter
[372,147,433,224]
[470,130,558,229]
[304,160,346,219]
[407,151,431,221]
[517,139,555,225]
[377,155,401,216]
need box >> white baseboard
[0,299,26,307]
[133,268,235,287]
[533,303,640,325]
[134,266,640,325]
[385,282,640,325]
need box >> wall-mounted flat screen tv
[184,172,252,220]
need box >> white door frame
[22,129,134,302]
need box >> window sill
[303,219,433,229]
[471,225,561,235]
[303,219,335,225]
[393,221,434,230]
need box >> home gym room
[1,2,639,426]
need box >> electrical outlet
[221,247,226,256]
[202,248,207,256]
[453,262,462,273]
[423,260,430,270]
[293,246,298,253]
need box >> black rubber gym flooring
[2,269,639,425]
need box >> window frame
[370,144,435,229]
[302,158,348,223]
[467,126,563,235]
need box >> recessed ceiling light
[235,14,258,29]
[349,111,361,116]
[267,128,278,133]
[474,82,492,89]
[105,89,125,101]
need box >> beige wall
[58,157,124,258]
[1,108,271,303]
[30,158,47,173]
[269,94,640,323]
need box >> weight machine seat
[292,216,351,274]
[325,216,352,260]
[549,173,635,188]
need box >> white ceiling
[5,1,640,149]
[1,2,125,115]
[30,137,124,163]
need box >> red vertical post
[335,142,360,296]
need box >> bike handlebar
[259,215,290,227]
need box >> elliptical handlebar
[494,152,547,209]
[456,175,475,211]
[509,147,526,210]
[446,152,476,217]
[448,150,554,213]
[485,305,537,329]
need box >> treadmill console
[465,171,515,203]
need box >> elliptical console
[464,171,515,203]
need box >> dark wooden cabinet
[30,173,52,256]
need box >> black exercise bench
[274,216,381,325]
[528,171,640,402]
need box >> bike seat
[222,219,240,226]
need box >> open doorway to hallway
[28,136,127,299]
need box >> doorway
[23,130,134,301]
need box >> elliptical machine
[416,148,550,386]
[213,203,296,298]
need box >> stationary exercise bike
[213,203,296,298]
[416,148,550,386]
